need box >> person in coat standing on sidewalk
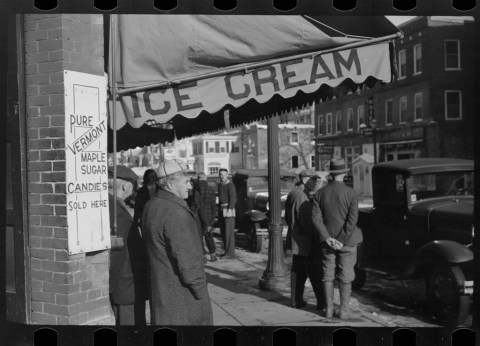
[187,174,214,263]
[311,159,363,319]
[197,172,218,261]
[142,159,213,325]
[133,169,158,228]
[108,168,144,325]
[218,168,236,258]
[285,170,324,309]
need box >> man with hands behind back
[311,159,363,319]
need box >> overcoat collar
[156,189,194,217]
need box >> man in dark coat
[142,159,213,325]
[311,158,363,319]
[197,172,218,261]
[218,168,236,258]
[285,170,324,309]
[108,168,142,325]
[128,168,157,325]
[187,175,212,262]
[133,169,158,228]
[286,169,315,252]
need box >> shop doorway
[1,15,29,323]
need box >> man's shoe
[293,300,307,309]
[210,254,218,262]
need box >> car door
[372,173,411,270]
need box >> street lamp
[359,118,377,164]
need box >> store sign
[64,70,110,254]
[317,144,334,155]
[383,127,424,142]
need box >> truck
[356,158,474,326]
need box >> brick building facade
[2,14,113,325]
[314,16,475,169]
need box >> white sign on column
[64,70,110,254]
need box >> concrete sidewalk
[204,248,385,327]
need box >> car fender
[404,240,474,277]
[244,210,268,223]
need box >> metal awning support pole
[259,113,289,290]
[110,14,117,236]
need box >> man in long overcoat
[108,168,144,325]
[142,159,213,325]
[311,158,363,319]
[285,171,324,309]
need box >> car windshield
[409,171,474,203]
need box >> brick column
[25,14,113,325]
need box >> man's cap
[108,165,138,181]
[328,158,350,175]
[157,159,194,178]
[299,169,316,179]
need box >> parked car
[356,158,474,325]
[231,169,296,252]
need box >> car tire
[247,222,263,253]
[426,265,471,326]
[352,265,367,291]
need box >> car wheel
[352,265,367,291]
[426,265,471,326]
[246,222,263,253]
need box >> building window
[347,108,354,131]
[445,40,461,70]
[231,141,240,153]
[398,49,406,79]
[292,155,299,168]
[318,114,324,135]
[205,142,209,153]
[414,92,423,121]
[208,163,221,175]
[311,155,315,168]
[335,110,342,133]
[215,141,220,153]
[385,99,393,125]
[326,113,332,134]
[226,141,229,153]
[414,44,422,75]
[290,131,299,144]
[445,90,462,120]
[357,105,365,128]
[178,149,187,158]
[399,96,407,123]
[345,146,361,170]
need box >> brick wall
[24,14,113,325]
